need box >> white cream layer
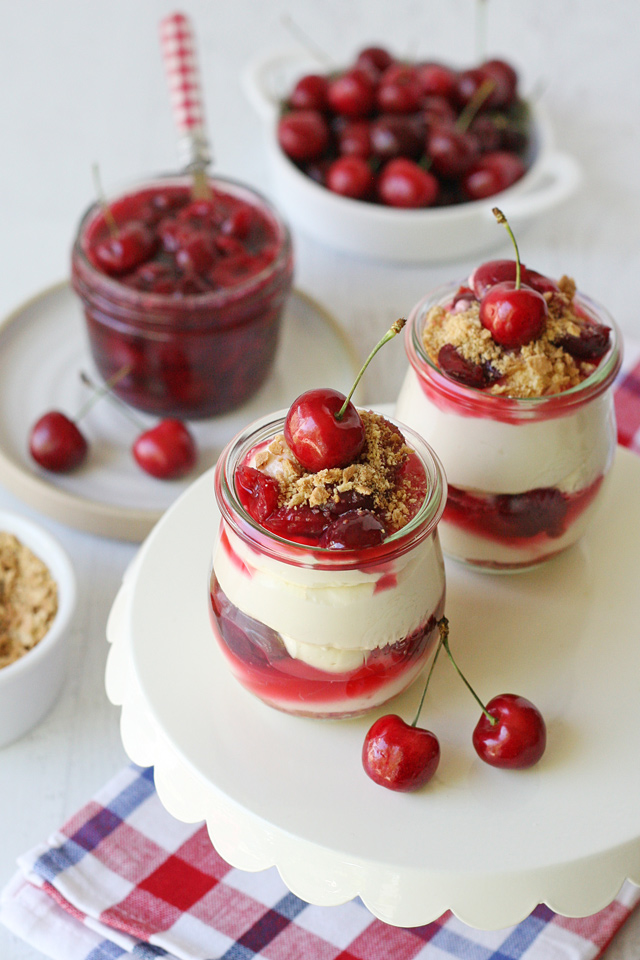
[212,525,444,673]
[395,369,615,495]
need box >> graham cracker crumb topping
[265,411,415,532]
[0,532,58,670]
[423,276,601,398]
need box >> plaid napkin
[2,764,640,960]
[3,348,640,960]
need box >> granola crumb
[0,533,58,670]
[422,277,600,398]
[267,411,416,532]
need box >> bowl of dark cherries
[71,174,294,420]
[244,46,580,263]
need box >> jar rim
[406,280,623,413]
[71,173,293,316]
[214,409,447,569]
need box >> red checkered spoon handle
[159,11,212,199]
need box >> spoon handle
[159,12,212,199]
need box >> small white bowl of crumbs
[0,510,76,747]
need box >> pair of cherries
[29,377,197,480]
[363,618,547,791]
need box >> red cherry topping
[318,509,385,549]
[480,281,548,348]
[479,210,548,347]
[236,465,280,522]
[94,221,155,276]
[438,343,493,389]
[29,412,88,473]
[277,110,330,161]
[555,323,611,360]
[377,158,439,208]
[363,715,440,791]
[470,259,559,298]
[132,419,197,479]
[284,387,365,472]
[472,694,547,769]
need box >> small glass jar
[395,282,622,572]
[209,411,447,718]
[71,174,294,420]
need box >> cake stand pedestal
[106,444,640,929]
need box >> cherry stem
[280,13,335,67]
[92,163,118,237]
[336,318,406,420]
[456,76,496,133]
[79,370,145,429]
[410,619,445,727]
[439,616,498,725]
[493,207,521,289]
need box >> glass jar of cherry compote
[395,282,622,572]
[71,175,293,419]
[210,411,447,718]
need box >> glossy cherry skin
[318,509,385,549]
[29,412,88,473]
[470,259,558,298]
[377,158,439,208]
[363,714,440,791]
[326,156,374,199]
[427,126,479,179]
[288,73,329,111]
[462,151,526,200]
[480,281,548,348]
[277,110,330,161]
[284,387,365,472]
[473,694,546,769]
[327,69,376,118]
[132,419,197,479]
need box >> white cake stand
[105,442,640,930]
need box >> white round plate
[0,282,357,541]
[106,439,640,930]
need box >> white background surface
[1,1,639,957]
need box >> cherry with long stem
[284,318,406,472]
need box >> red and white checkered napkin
[2,764,640,960]
[3,350,640,960]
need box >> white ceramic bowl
[0,510,76,747]
[243,51,582,264]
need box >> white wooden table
[1,1,640,955]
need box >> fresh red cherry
[326,156,374,199]
[438,617,547,771]
[288,73,329,111]
[462,151,526,200]
[318,509,385,549]
[480,281,547,348]
[479,209,549,347]
[93,221,155,276]
[363,714,440,791]
[427,126,479,178]
[370,115,424,160]
[377,158,439,208]
[29,412,88,473]
[422,95,457,128]
[470,259,558,298]
[338,120,371,158]
[132,419,197,479]
[284,319,406,473]
[473,694,546,769]
[327,69,376,118]
[355,46,394,79]
[376,65,421,113]
[415,61,458,100]
[277,109,330,161]
[284,387,365,472]
[480,59,518,109]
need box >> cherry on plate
[473,694,546,769]
[29,411,88,473]
[132,419,197,479]
[363,714,440,791]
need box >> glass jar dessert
[210,409,447,718]
[71,174,294,419]
[396,271,622,571]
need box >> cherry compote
[72,175,293,419]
